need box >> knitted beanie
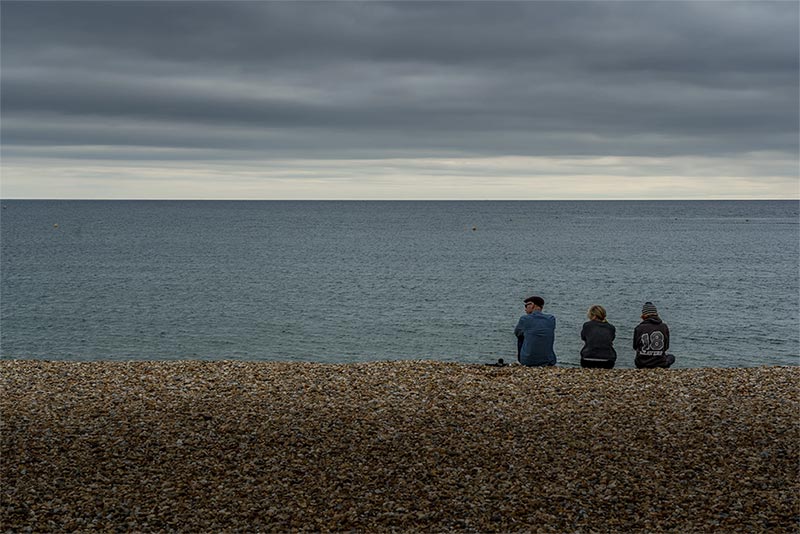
[642,301,658,316]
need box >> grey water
[1,200,798,368]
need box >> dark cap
[524,296,545,307]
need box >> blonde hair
[587,305,607,322]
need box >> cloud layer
[2,1,797,198]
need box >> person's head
[524,296,545,313]
[587,304,607,322]
[641,301,659,320]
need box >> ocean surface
[1,200,798,368]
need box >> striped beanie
[642,302,658,317]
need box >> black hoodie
[633,317,671,368]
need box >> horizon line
[1,198,798,202]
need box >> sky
[1,1,798,200]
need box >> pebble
[1,360,797,532]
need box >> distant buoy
[472,226,477,231]
[53,223,59,228]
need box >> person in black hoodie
[633,302,676,368]
[580,305,617,368]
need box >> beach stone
[1,361,798,532]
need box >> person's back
[580,304,617,368]
[514,296,557,367]
[633,301,675,369]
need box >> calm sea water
[1,200,798,368]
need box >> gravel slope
[2,361,798,533]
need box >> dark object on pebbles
[1,361,798,533]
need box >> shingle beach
[1,361,798,533]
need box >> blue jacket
[514,311,557,367]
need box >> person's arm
[632,325,639,350]
[580,323,587,342]
[663,324,670,351]
[610,323,616,341]
[514,317,524,338]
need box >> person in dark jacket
[514,296,557,367]
[580,304,617,368]
[633,301,675,368]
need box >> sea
[1,200,798,368]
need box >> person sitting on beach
[514,296,557,367]
[633,301,675,369]
[580,305,617,369]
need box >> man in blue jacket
[514,296,557,367]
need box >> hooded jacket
[633,317,671,368]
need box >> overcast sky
[1,1,798,199]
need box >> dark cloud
[5,2,796,70]
[1,1,797,185]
